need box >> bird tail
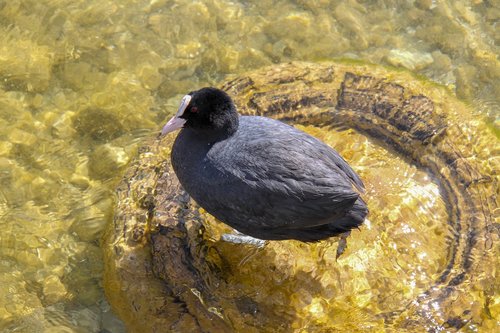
[262,198,369,242]
[329,197,368,234]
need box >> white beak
[161,117,186,135]
[161,94,192,135]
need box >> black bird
[161,87,368,248]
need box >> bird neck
[188,114,239,143]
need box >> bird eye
[191,106,199,113]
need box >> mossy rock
[103,62,499,332]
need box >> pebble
[386,49,434,71]
[43,275,68,304]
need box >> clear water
[0,0,498,332]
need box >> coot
[161,87,368,243]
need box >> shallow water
[0,0,498,332]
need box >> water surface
[0,0,498,331]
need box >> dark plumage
[161,87,368,242]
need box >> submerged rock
[103,62,498,332]
[88,144,129,180]
[386,49,434,71]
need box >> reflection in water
[0,0,498,331]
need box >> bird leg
[220,231,267,266]
[222,230,351,260]
[221,230,267,248]
[336,231,351,259]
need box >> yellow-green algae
[0,0,498,332]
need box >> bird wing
[202,117,362,229]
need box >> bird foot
[336,231,351,260]
[221,233,267,248]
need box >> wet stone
[42,275,67,305]
[0,141,13,156]
[73,108,124,142]
[386,49,434,71]
[88,144,130,180]
[52,112,77,139]
[454,64,478,100]
[8,128,37,146]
